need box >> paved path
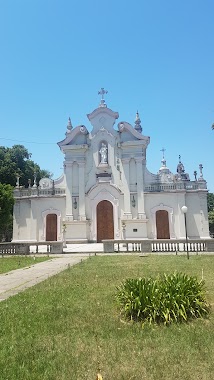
[0,254,89,302]
[63,243,103,253]
[29,243,104,254]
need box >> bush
[116,273,210,325]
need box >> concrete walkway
[0,254,90,302]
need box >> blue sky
[0,0,214,190]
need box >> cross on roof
[98,88,108,107]
[160,147,166,159]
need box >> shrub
[116,273,210,325]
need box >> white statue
[99,143,108,164]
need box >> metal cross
[98,88,108,107]
[98,87,108,100]
[160,147,166,159]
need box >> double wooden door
[97,200,114,242]
[156,210,170,239]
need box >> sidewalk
[0,254,90,302]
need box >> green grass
[0,256,51,274]
[0,255,214,380]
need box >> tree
[207,192,214,212]
[0,145,51,187]
[0,145,51,241]
[0,184,14,241]
[207,192,214,236]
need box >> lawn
[0,255,214,380]
[0,256,51,274]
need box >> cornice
[60,144,88,152]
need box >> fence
[0,242,63,255]
[0,240,213,255]
[103,239,214,254]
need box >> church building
[13,89,210,243]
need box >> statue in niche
[99,143,108,164]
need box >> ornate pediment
[87,107,119,122]
[118,121,149,144]
[58,125,89,148]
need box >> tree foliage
[0,145,51,241]
[0,184,14,241]
[207,192,214,235]
[207,192,214,213]
[0,145,51,187]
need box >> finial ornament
[199,164,204,181]
[98,87,108,108]
[67,117,73,132]
[16,174,20,188]
[160,148,166,167]
[134,110,142,132]
[33,171,37,188]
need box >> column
[136,158,146,219]
[78,162,86,221]
[65,161,73,220]
[121,158,132,218]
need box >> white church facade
[13,90,210,243]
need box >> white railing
[144,181,206,192]
[14,188,66,198]
[0,242,63,255]
[151,241,206,253]
[103,239,213,254]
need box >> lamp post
[181,206,189,259]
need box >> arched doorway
[46,214,57,241]
[97,200,114,242]
[156,210,170,239]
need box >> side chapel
[13,89,210,242]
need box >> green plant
[116,272,210,325]
[0,256,214,379]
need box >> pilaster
[65,161,73,220]
[121,158,132,218]
[78,162,86,221]
[136,158,146,219]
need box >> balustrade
[103,239,211,254]
[14,188,65,198]
[0,242,63,255]
[144,181,206,192]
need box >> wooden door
[156,210,170,239]
[97,200,114,242]
[46,214,57,241]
